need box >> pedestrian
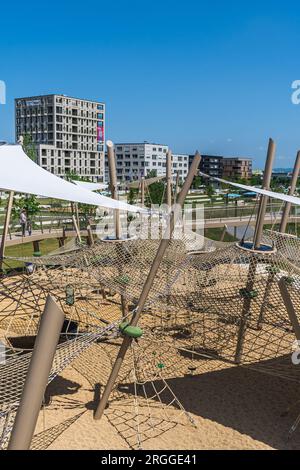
[19,209,27,237]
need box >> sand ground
[31,355,300,451]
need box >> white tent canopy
[0,145,143,213]
[200,171,300,206]
[72,180,108,191]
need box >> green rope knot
[282,276,295,286]
[66,285,75,306]
[115,275,130,285]
[157,362,165,369]
[33,251,42,257]
[239,288,258,299]
[119,321,143,339]
[266,266,280,275]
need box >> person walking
[19,209,27,237]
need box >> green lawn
[3,238,73,270]
[204,227,237,242]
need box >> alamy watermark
[95,203,204,247]
[0,80,6,104]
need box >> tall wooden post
[0,191,14,272]
[173,172,180,204]
[107,140,121,239]
[235,138,276,364]
[279,151,300,233]
[166,150,172,208]
[253,138,276,249]
[94,151,201,421]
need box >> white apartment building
[105,142,189,183]
[15,94,105,182]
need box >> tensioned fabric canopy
[0,145,143,213]
[72,180,108,191]
[200,171,300,206]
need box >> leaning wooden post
[234,138,276,364]
[8,296,65,450]
[94,151,201,420]
[278,277,300,340]
[72,214,82,243]
[166,150,172,208]
[0,191,14,272]
[253,138,276,249]
[279,151,300,234]
[107,140,121,239]
[220,224,228,242]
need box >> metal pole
[0,191,14,272]
[253,138,276,249]
[107,140,121,239]
[166,150,172,208]
[278,277,300,340]
[279,151,300,233]
[94,151,201,420]
[8,295,65,450]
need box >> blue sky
[1,1,300,168]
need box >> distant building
[105,143,189,183]
[15,94,105,181]
[222,157,252,180]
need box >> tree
[12,194,40,220]
[206,184,215,198]
[145,170,165,206]
[22,134,37,162]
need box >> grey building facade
[105,143,189,183]
[15,94,105,181]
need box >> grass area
[204,227,237,242]
[3,238,73,270]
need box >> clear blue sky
[1,0,300,168]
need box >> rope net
[1,225,300,448]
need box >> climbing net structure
[1,224,300,448]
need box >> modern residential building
[222,157,252,180]
[197,155,224,179]
[15,94,105,181]
[105,143,189,183]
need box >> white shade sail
[0,145,143,213]
[72,180,108,191]
[200,171,300,206]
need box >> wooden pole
[107,140,121,239]
[0,191,14,272]
[8,296,65,450]
[220,224,228,242]
[72,215,82,243]
[166,150,172,208]
[253,138,276,249]
[279,151,300,233]
[278,277,300,340]
[141,177,145,207]
[87,218,94,246]
[173,172,180,204]
[235,138,276,364]
[94,151,201,420]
